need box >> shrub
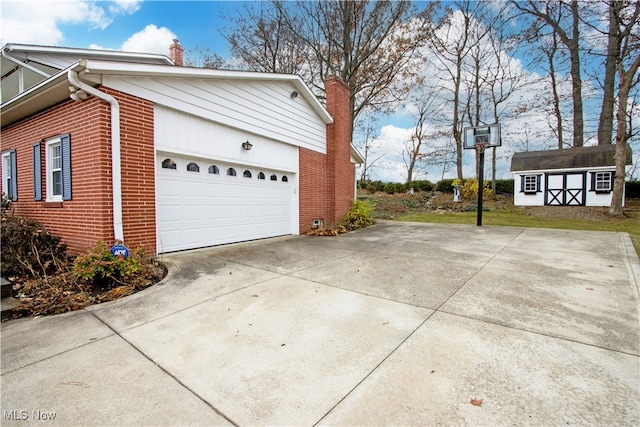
[366,180,385,193]
[436,179,456,193]
[494,179,514,194]
[407,180,434,192]
[1,192,12,215]
[342,199,374,230]
[626,180,640,198]
[73,241,143,289]
[454,178,493,199]
[1,214,70,280]
[384,182,398,194]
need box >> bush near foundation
[1,213,70,281]
[1,202,166,319]
[73,241,143,289]
[342,199,374,230]
[306,199,375,236]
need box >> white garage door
[156,154,294,253]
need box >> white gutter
[68,63,124,242]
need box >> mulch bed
[2,261,166,321]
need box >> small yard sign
[110,243,129,258]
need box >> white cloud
[109,0,142,15]
[120,24,176,55]
[0,0,140,46]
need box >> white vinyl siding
[154,106,298,172]
[105,76,327,154]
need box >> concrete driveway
[2,221,639,426]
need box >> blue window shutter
[536,174,541,192]
[519,175,525,193]
[590,172,596,191]
[9,150,17,201]
[33,143,42,201]
[61,134,72,200]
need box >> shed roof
[510,145,632,172]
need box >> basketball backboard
[463,124,501,149]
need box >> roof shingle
[510,145,632,172]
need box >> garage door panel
[157,154,294,252]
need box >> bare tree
[402,94,442,183]
[513,0,585,147]
[609,0,640,216]
[220,1,439,140]
[483,16,529,191]
[221,1,306,74]
[185,46,226,69]
[546,31,566,150]
[426,1,493,180]
[354,110,384,182]
[597,1,623,145]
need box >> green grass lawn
[396,208,640,254]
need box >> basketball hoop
[463,124,501,150]
[462,123,501,227]
[474,142,490,153]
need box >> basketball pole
[476,144,485,227]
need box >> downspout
[68,64,124,242]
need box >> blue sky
[1,1,236,57]
[2,1,636,182]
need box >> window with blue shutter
[61,134,72,200]
[2,150,17,201]
[45,134,72,201]
[33,143,42,201]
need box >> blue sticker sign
[110,244,129,258]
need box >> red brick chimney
[298,76,354,233]
[169,39,183,66]
[324,75,354,224]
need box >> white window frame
[46,137,62,201]
[594,172,612,192]
[2,151,14,200]
[522,174,539,193]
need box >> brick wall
[298,76,355,233]
[325,76,355,223]
[103,88,156,256]
[298,148,328,232]
[0,88,156,256]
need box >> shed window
[243,170,252,178]
[282,175,289,182]
[186,162,200,172]
[520,174,540,194]
[162,158,177,169]
[208,165,219,174]
[591,171,613,193]
[227,168,236,176]
[270,174,277,181]
[258,172,265,180]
